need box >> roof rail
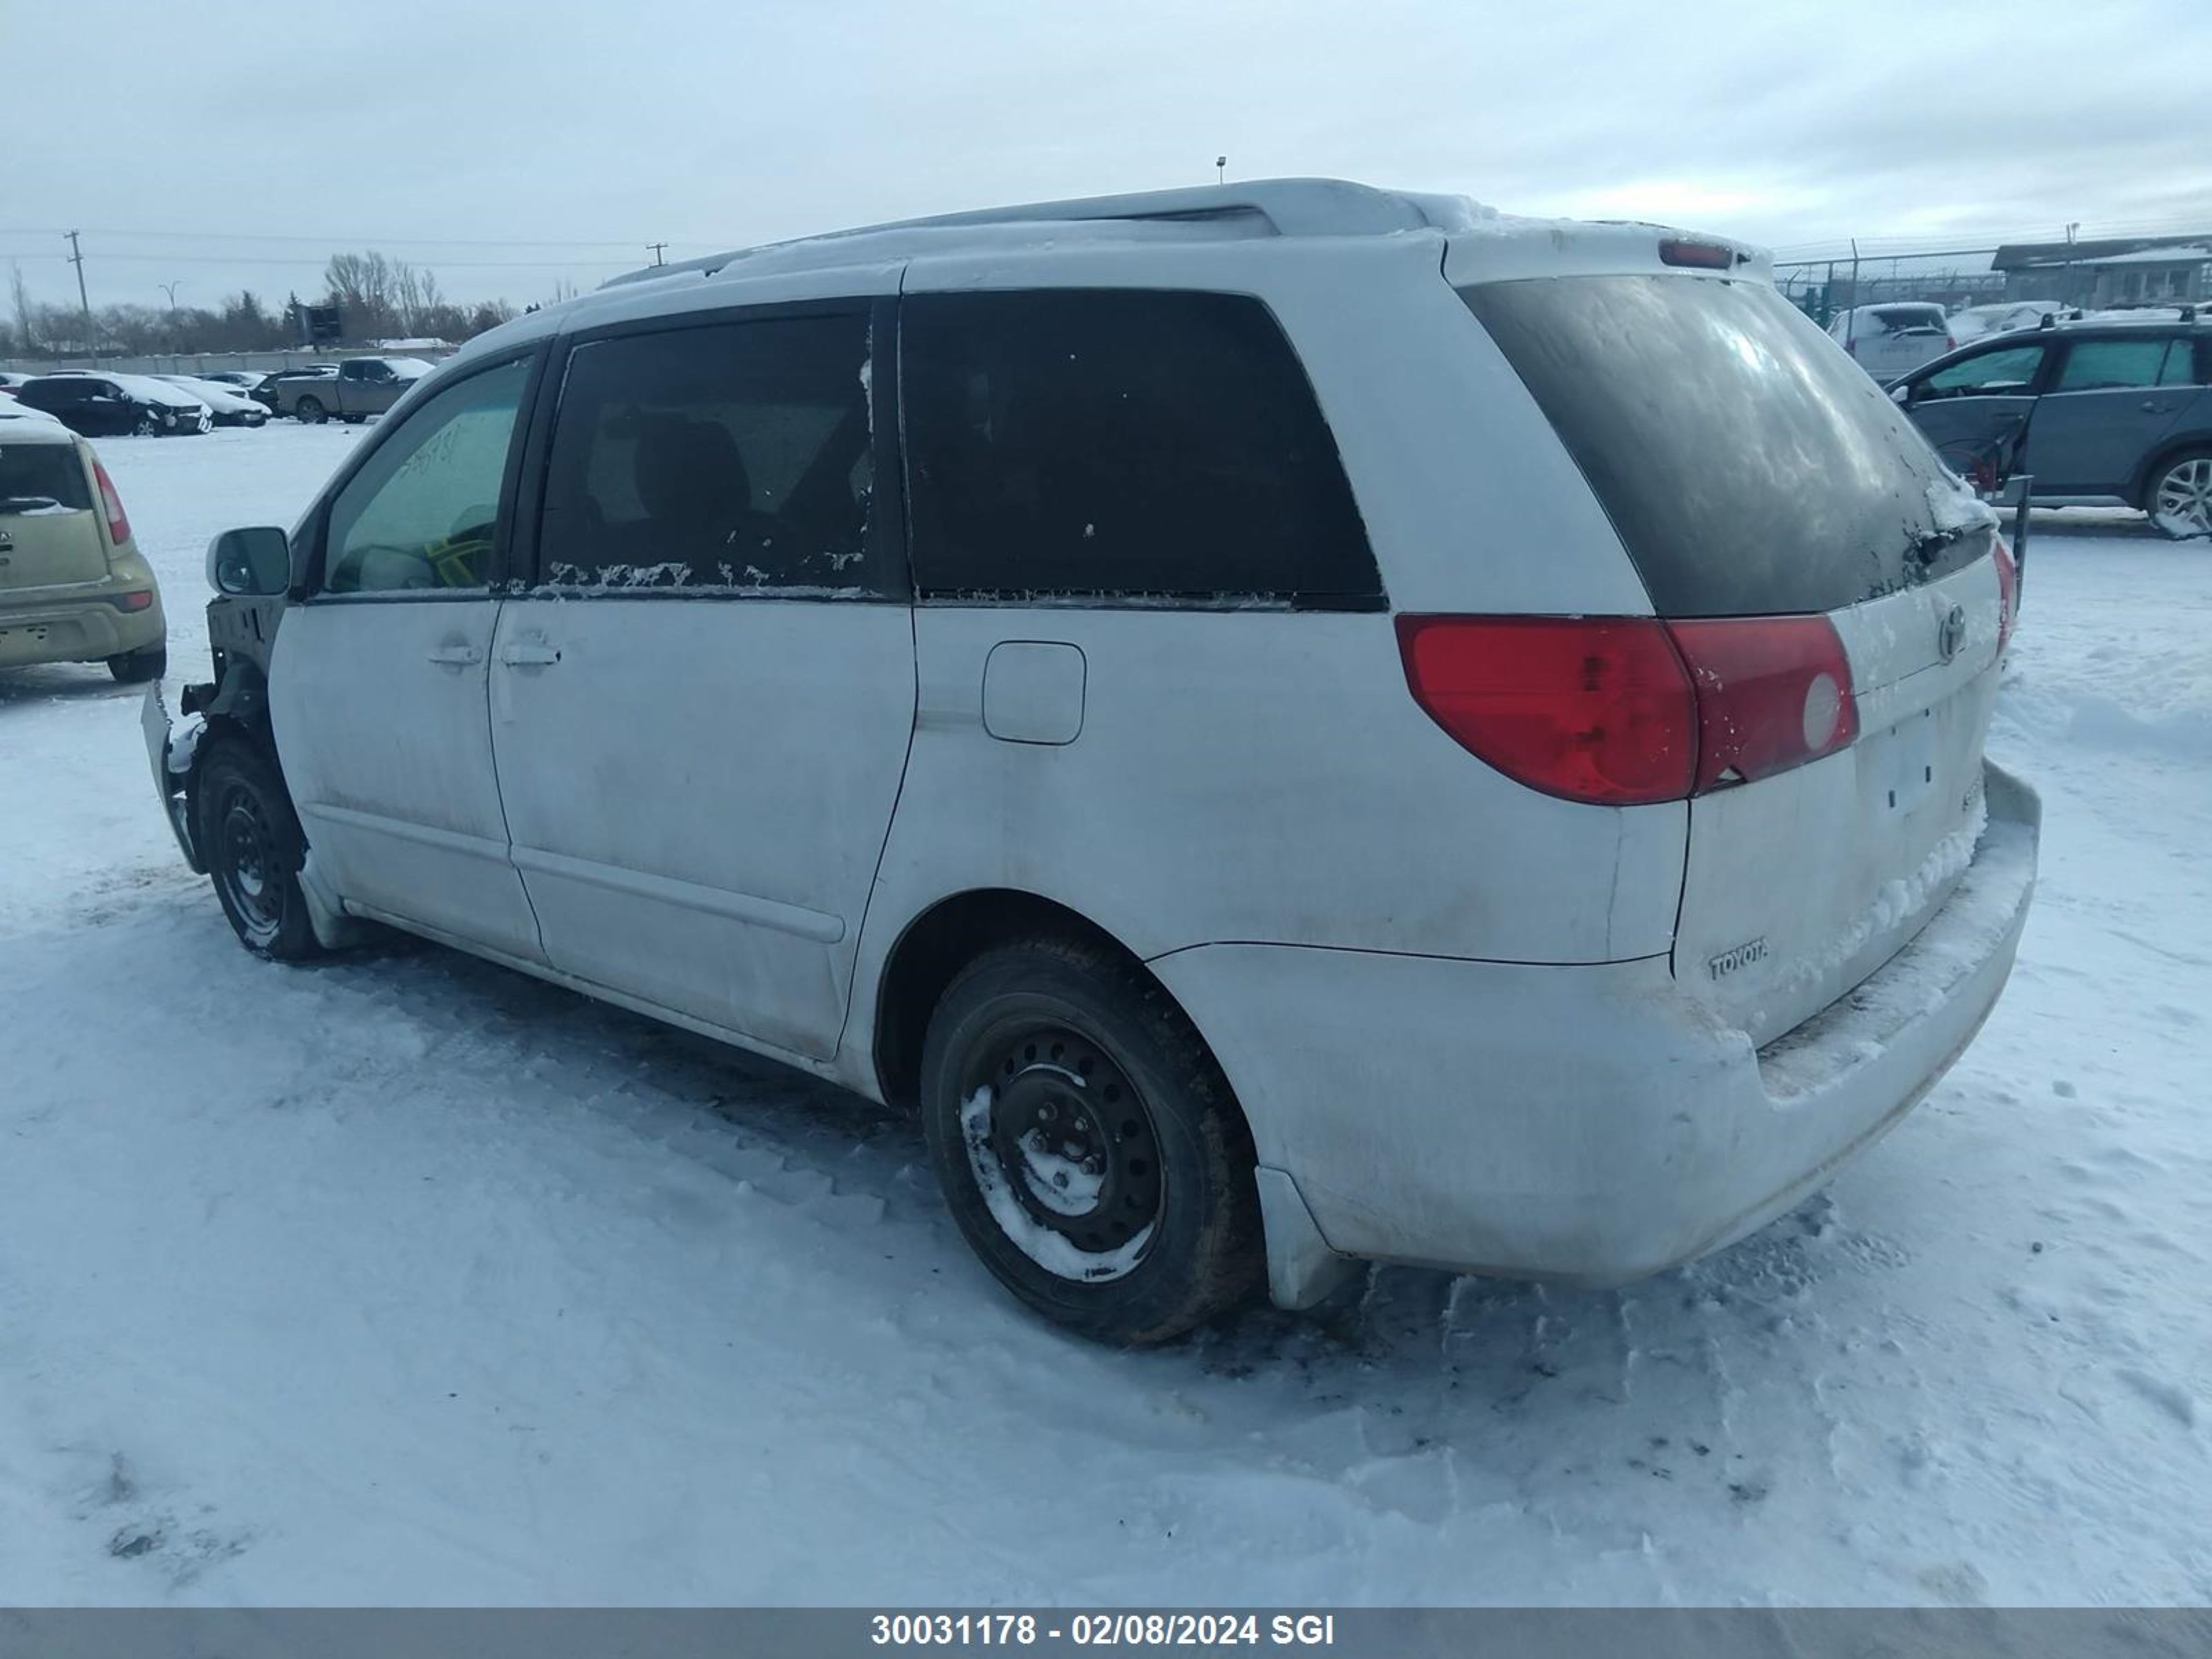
[604,178,1490,288]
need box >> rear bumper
[0,586,165,668]
[1152,762,2041,1305]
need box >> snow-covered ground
[2,424,2208,1606]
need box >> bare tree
[10,263,36,356]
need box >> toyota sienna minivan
[144,180,2039,1344]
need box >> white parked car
[1828,302,1956,378]
[154,374,270,427]
[1947,301,2065,344]
[144,180,2038,1344]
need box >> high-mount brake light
[1658,239,1734,270]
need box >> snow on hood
[109,373,207,409]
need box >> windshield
[1461,274,1992,616]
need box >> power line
[0,250,643,270]
[0,225,721,251]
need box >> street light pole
[1216,156,1227,185]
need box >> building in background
[1994,235,2212,308]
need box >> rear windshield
[1461,275,1989,616]
[1872,306,1947,333]
[0,441,91,514]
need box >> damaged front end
[141,679,211,872]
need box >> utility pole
[64,230,95,359]
[646,241,668,266]
[1215,156,1227,185]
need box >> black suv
[1889,310,2211,538]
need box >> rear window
[1872,306,1947,333]
[902,290,1380,607]
[0,441,91,514]
[1461,275,1988,617]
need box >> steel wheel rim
[214,788,282,945]
[2153,458,2212,537]
[959,1021,1162,1282]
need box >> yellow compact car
[0,408,166,681]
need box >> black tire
[344,413,365,424]
[919,935,1262,1344]
[131,412,159,437]
[295,395,326,424]
[2145,448,2212,541]
[106,644,166,683]
[194,742,321,961]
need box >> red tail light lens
[1665,615,1859,793]
[93,458,131,545]
[1993,536,2018,654]
[1397,613,1860,806]
[118,590,154,612]
[1394,616,1696,805]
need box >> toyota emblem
[1938,603,1967,662]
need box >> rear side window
[1463,275,1988,617]
[0,443,91,514]
[538,312,879,594]
[22,380,93,405]
[902,290,1379,607]
[2055,337,2180,391]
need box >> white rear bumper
[1152,762,2041,1305]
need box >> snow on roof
[2022,245,2212,268]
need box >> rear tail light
[1844,337,1858,356]
[1945,335,1957,350]
[93,458,132,545]
[1396,613,1859,807]
[117,590,154,612]
[1993,536,2018,654]
[1665,616,1859,793]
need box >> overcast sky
[8,0,2209,314]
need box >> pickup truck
[274,357,434,424]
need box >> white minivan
[146,180,2038,1344]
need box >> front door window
[323,357,528,594]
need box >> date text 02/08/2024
[870,1613,1338,1647]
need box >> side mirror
[207,526,292,596]
[1891,383,1913,405]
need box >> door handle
[425,644,482,668]
[498,641,561,668]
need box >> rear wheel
[294,395,326,425]
[106,644,166,684]
[919,935,1262,1344]
[2148,449,2212,540]
[195,742,321,960]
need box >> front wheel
[2148,449,2212,540]
[194,742,321,960]
[919,936,1263,1344]
[131,412,159,437]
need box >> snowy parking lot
[3,422,2209,1605]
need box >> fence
[0,346,459,378]
[1772,247,2007,327]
